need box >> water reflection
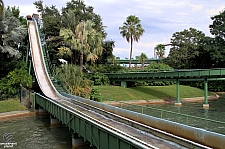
[0,115,93,149]
[146,95,225,134]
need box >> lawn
[95,85,211,102]
[0,98,26,113]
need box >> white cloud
[6,0,225,59]
[188,2,202,12]
[206,6,225,16]
[18,5,39,17]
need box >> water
[0,97,224,148]
[0,115,92,149]
[122,94,225,135]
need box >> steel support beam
[175,79,182,106]
[121,81,127,88]
[203,79,209,109]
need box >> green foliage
[97,85,209,102]
[155,44,165,58]
[166,28,205,69]
[0,68,32,100]
[91,73,109,85]
[135,53,148,68]
[147,61,173,71]
[90,87,101,102]
[0,98,26,112]
[0,7,27,59]
[55,64,86,87]
[87,64,126,73]
[129,62,174,86]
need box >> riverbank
[97,85,216,102]
[103,93,220,106]
[0,110,36,121]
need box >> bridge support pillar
[121,81,127,88]
[71,133,88,148]
[203,79,209,109]
[50,115,61,127]
[36,108,48,115]
[175,79,182,106]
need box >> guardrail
[117,101,225,135]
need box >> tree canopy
[166,28,205,69]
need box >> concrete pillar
[121,81,127,88]
[203,79,209,109]
[175,79,182,106]
[36,108,49,118]
[50,115,61,127]
[37,108,48,115]
[71,133,88,148]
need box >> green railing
[117,101,225,135]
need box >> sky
[5,0,225,59]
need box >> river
[0,96,224,148]
[0,114,94,149]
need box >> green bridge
[105,69,225,108]
[114,59,164,64]
[23,16,225,149]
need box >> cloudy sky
[5,0,225,59]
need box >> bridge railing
[117,101,225,135]
[106,68,225,74]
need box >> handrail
[117,101,225,134]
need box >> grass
[0,98,26,113]
[95,85,212,102]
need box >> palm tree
[136,53,148,68]
[119,15,145,69]
[155,44,165,58]
[0,0,4,21]
[0,8,27,58]
[75,20,94,70]
[86,28,103,65]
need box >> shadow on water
[0,114,95,149]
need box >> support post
[121,81,127,88]
[29,60,32,75]
[36,107,48,116]
[71,132,87,148]
[175,79,182,106]
[203,79,209,109]
[50,115,61,127]
[19,86,22,103]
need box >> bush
[90,87,101,102]
[91,73,109,85]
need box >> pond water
[0,115,93,149]
[0,96,224,148]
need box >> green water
[0,115,93,149]
[122,95,225,135]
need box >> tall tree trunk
[129,37,133,69]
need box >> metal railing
[117,101,225,135]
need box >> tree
[97,40,115,64]
[0,0,4,21]
[166,28,205,69]
[155,44,165,58]
[119,15,145,69]
[0,8,27,59]
[59,19,103,70]
[135,53,148,68]
[205,8,225,68]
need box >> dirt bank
[105,93,220,106]
[0,110,36,121]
